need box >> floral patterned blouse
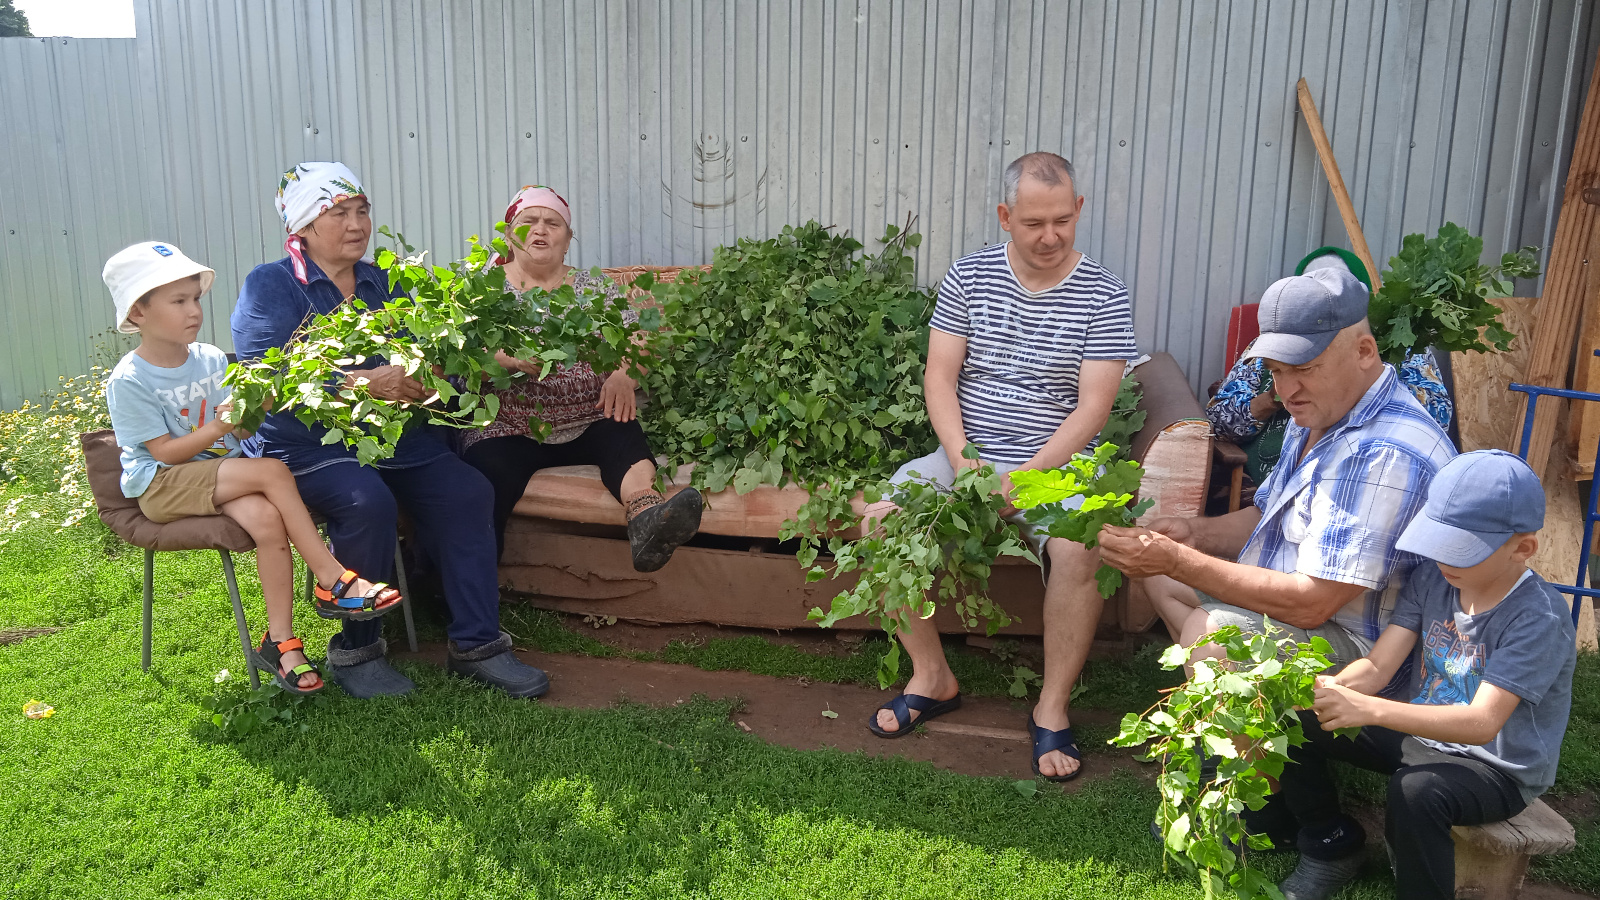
[1207,343,1452,442]
[459,269,637,453]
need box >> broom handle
[1297,77,1383,291]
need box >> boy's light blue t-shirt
[1391,563,1576,803]
[105,343,240,498]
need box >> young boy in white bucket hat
[102,241,404,693]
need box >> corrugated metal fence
[2,0,1597,408]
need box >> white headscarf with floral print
[275,161,367,284]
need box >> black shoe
[325,635,415,699]
[447,632,550,698]
[1281,815,1366,899]
[1278,851,1364,900]
[627,488,703,572]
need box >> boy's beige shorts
[137,456,228,523]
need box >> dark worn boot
[625,488,703,573]
[325,635,415,699]
[447,632,550,699]
[1280,815,1367,900]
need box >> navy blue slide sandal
[1029,716,1084,782]
[866,692,962,739]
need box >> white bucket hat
[102,241,216,334]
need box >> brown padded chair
[80,429,417,688]
[80,429,264,688]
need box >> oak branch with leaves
[1010,441,1154,598]
[1368,222,1540,365]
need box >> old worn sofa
[495,269,1212,636]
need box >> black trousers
[462,417,655,558]
[1278,710,1527,900]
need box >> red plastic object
[1225,303,1261,371]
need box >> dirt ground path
[397,641,1143,784]
[394,640,1598,899]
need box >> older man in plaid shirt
[1099,268,1456,670]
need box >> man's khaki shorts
[1197,592,1369,669]
[137,457,228,524]
[888,451,1087,582]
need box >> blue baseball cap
[1396,450,1545,567]
[1243,267,1370,365]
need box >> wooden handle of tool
[1296,77,1382,291]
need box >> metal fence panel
[2,0,1597,408]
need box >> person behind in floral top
[461,185,702,572]
[1208,248,1452,485]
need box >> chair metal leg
[393,535,418,653]
[141,547,154,673]
[219,551,260,689]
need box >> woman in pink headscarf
[461,185,701,572]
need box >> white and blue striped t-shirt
[930,244,1138,462]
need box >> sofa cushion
[79,430,254,553]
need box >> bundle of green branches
[640,218,937,506]
[1010,440,1153,598]
[804,444,1035,685]
[1368,222,1540,364]
[805,442,1150,685]
[1114,626,1348,900]
[225,226,657,465]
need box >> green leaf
[1093,563,1123,599]
[1013,780,1039,798]
[1159,642,1190,668]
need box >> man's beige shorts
[1197,591,1369,668]
[137,457,228,524]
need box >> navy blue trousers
[292,450,503,651]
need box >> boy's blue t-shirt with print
[105,343,240,498]
[1391,563,1576,802]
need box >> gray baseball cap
[1396,450,1545,567]
[1243,267,1370,365]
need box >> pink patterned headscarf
[494,185,571,265]
[275,161,368,284]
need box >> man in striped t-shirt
[866,152,1138,782]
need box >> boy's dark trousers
[1278,710,1527,900]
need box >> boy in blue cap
[1273,450,1576,900]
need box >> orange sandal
[312,569,402,621]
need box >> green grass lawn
[1,474,1595,897]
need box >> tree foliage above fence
[0,1,31,37]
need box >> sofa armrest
[1130,352,1208,462]
[1120,353,1212,632]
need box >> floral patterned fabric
[459,269,638,453]
[1207,343,1452,443]
[274,161,368,285]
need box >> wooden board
[1453,799,1576,857]
[1569,222,1600,478]
[1451,799,1574,899]
[1451,296,1597,650]
[1452,298,1539,454]
[496,520,1123,636]
[1513,42,1600,480]
[512,461,866,539]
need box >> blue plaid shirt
[1238,366,1456,648]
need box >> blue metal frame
[1509,349,1600,625]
